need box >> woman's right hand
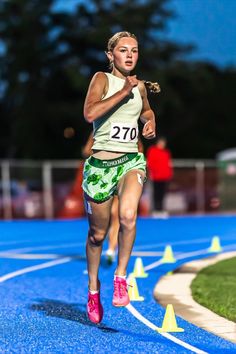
[122,75,139,95]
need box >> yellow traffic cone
[156,304,184,333]
[208,236,222,253]
[128,274,144,301]
[132,257,148,278]
[161,245,176,263]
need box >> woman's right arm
[83,72,137,123]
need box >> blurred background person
[146,136,173,217]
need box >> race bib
[110,123,138,142]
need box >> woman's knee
[119,207,137,231]
[88,229,106,247]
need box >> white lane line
[133,235,236,251]
[0,253,60,260]
[126,303,157,330]
[222,244,236,251]
[3,245,236,262]
[162,332,208,354]
[0,242,85,255]
[125,247,227,353]
[0,249,208,353]
[131,251,163,257]
[0,257,73,283]
[126,304,207,354]
[144,249,208,271]
[1,238,235,353]
[0,253,86,261]
[144,246,236,272]
[133,238,211,251]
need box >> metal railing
[0,159,220,220]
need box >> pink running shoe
[87,291,103,324]
[112,276,130,307]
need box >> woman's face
[108,37,139,75]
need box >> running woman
[82,31,156,324]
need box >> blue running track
[1,215,236,353]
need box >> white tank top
[92,72,143,153]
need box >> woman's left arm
[138,81,156,139]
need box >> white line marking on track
[222,244,236,251]
[126,304,208,354]
[0,253,60,259]
[133,238,211,251]
[144,249,209,271]
[2,241,236,352]
[0,242,85,255]
[1,249,207,353]
[133,235,236,251]
[0,257,73,283]
[162,332,208,354]
[125,247,231,353]
[131,251,163,257]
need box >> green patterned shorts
[82,152,146,202]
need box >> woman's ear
[105,51,113,63]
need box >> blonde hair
[106,31,161,95]
[107,31,138,52]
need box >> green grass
[191,257,236,322]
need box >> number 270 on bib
[110,123,138,142]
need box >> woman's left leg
[116,169,145,276]
[106,195,119,263]
[112,169,145,307]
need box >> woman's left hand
[142,120,156,139]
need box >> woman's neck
[111,67,130,79]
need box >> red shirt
[146,146,173,181]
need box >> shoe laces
[114,279,128,298]
[88,295,99,313]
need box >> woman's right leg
[85,196,113,291]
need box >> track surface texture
[1,215,236,353]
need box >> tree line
[0,0,235,160]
